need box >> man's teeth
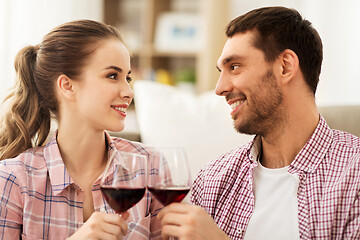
[230,100,244,110]
[113,106,126,112]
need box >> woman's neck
[56,126,108,179]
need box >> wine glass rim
[146,146,186,151]
[100,151,146,186]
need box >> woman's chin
[106,125,125,133]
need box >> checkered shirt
[190,115,360,239]
[0,132,162,239]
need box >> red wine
[148,186,190,206]
[101,186,145,213]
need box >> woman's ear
[277,49,299,85]
[56,74,76,100]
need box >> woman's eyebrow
[104,65,123,73]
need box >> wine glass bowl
[100,151,147,214]
[147,147,192,206]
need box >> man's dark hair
[226,6,323,94]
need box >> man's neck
[259,106,319,169]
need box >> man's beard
[234,70,284,136]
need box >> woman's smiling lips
[111,104,128,117]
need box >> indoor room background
[1,0,360,177]
[1,0,360,106]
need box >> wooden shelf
[130,45,197,58]
[103,0,229,93]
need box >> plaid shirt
[0,132,162,239]
[190,115,360,239]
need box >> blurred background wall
[0,0,103,110]
[1,0,360,108]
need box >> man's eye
[107,73,118,80]
[231,65,240,71]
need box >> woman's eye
[107,73,118,80]
[126,76,132,83]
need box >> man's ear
[56,74,76,100]
[277,49,299,85]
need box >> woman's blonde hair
[0,19,123,160]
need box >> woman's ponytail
[0,45,51,160]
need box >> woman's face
[70,38,134,133]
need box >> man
[158,6,360,240]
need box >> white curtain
[0,0,103,108]
[230,0,360,106]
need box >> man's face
[215,31,284,136]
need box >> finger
[160,212,189,227]
[161,224,185,239]
[158,203,195,219]
[101,214,128,236]
[117,212,129,235]
[121,222,128,236]
[100,221,123,237]
[97,230,122,240]
[121,211,130,220]
[102,213,124,224]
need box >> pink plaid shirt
[190,115,360,239]
[0,132,162,239]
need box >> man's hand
[158,203,230,240]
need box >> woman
[0,20,161,239]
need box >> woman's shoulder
[110,137,153,155]
[0,146,47,192]
[0,146,47,173]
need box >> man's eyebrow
[104,65,123,73]
[223,55,246,65]
[216,54,245,71]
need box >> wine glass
[147,147,192,207]
[100,151,147,214]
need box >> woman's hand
[67,211,129,240]
[158,203,230,240]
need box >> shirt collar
[249,135,262,164]
[247,114,333,173]
[290,115,333,173]
[43,135,73,195]
[44,131,120,195]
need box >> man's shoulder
[324,129,360,177]
[329,130,360,161]
[202,142,252,177]
[331,129,360,149]
[190,142,253,209]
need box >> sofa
[318,105,360,137]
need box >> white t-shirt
[243,160,300,240]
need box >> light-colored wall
[1,0,360,107]
[0,0,103,113]
[230,0,360,106]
